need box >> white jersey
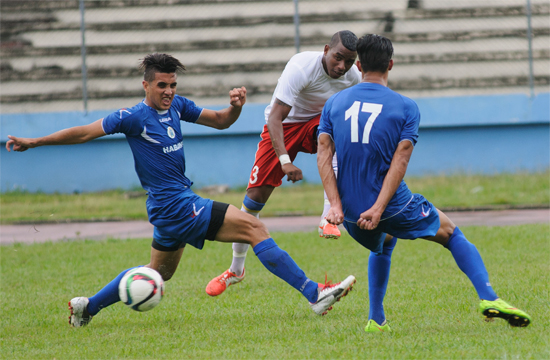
[264,51,361,124]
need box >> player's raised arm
[267,98,303,182]
[358,140,414,230]
[196,86,247,129]
[317,133,343,225]
[5,119,106,152]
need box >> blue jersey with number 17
[318,82,421,222]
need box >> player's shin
[87,266,141,315]
[368,236,397,324]
[253,238,319,303]
[444,227,498,301]
[231,195,266,275]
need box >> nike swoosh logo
[421,206,430,217]
[141,126,160,144]
[193,203,205,217]
[317,288,343,303]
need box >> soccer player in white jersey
[317,34,531,332]
[206,31,362,297]
[6,53,356,327]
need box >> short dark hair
[329,30,358,52]
[356,34,394,73]
[139,53,186,82]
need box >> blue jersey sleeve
[400,97,420,146]
[172,95,203,123]
[318,95,335,139]
[102,106,143,136]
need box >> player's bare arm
[5,119,106,152]
[196,87,247,129]
[317,133,344,225]
[358,140,414,230]
[267,98,302,182]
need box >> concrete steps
[1,0,548,113]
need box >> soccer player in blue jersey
[317,35,532,332]
[6,53,356,327]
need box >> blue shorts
[148,190,225,250]
[343,194,440,254]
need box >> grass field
[2,224,549,359]
[1,171,549,224]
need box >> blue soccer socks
[253,238,319,303]
[87,266,141,315]
[367,228,498,325]
[368,236,397,325]
[445,227,498,301]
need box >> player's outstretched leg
[479,299,532,327]
[444,227,498,301]
[444,226,531,326]
[253,238,356,316]
[206,195,264,296]
[68,266,139,327]
[214,206,356,315]
[367,236,397,329]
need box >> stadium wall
[1,93,549,193]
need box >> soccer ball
[118,267,165,312]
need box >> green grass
[1,171,549,224]
[2,224,548,359]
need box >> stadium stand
[1,0,549,113]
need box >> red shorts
[248,115,320,188]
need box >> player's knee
[252,218,270,240]
[442,223,455,241]
[433,224,455,246]
[242,216,270,245]
[436,210,456,244]
[246,186,273,204]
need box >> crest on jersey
[167,126,175,139]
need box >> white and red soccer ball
[119,267,164,312]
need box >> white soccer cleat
[68,297,93,328]
[318,218,341,239]
[310,275,356,316]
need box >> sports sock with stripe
[253,238,319,303]
[368,236,397,325]
[444,227,498,301]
